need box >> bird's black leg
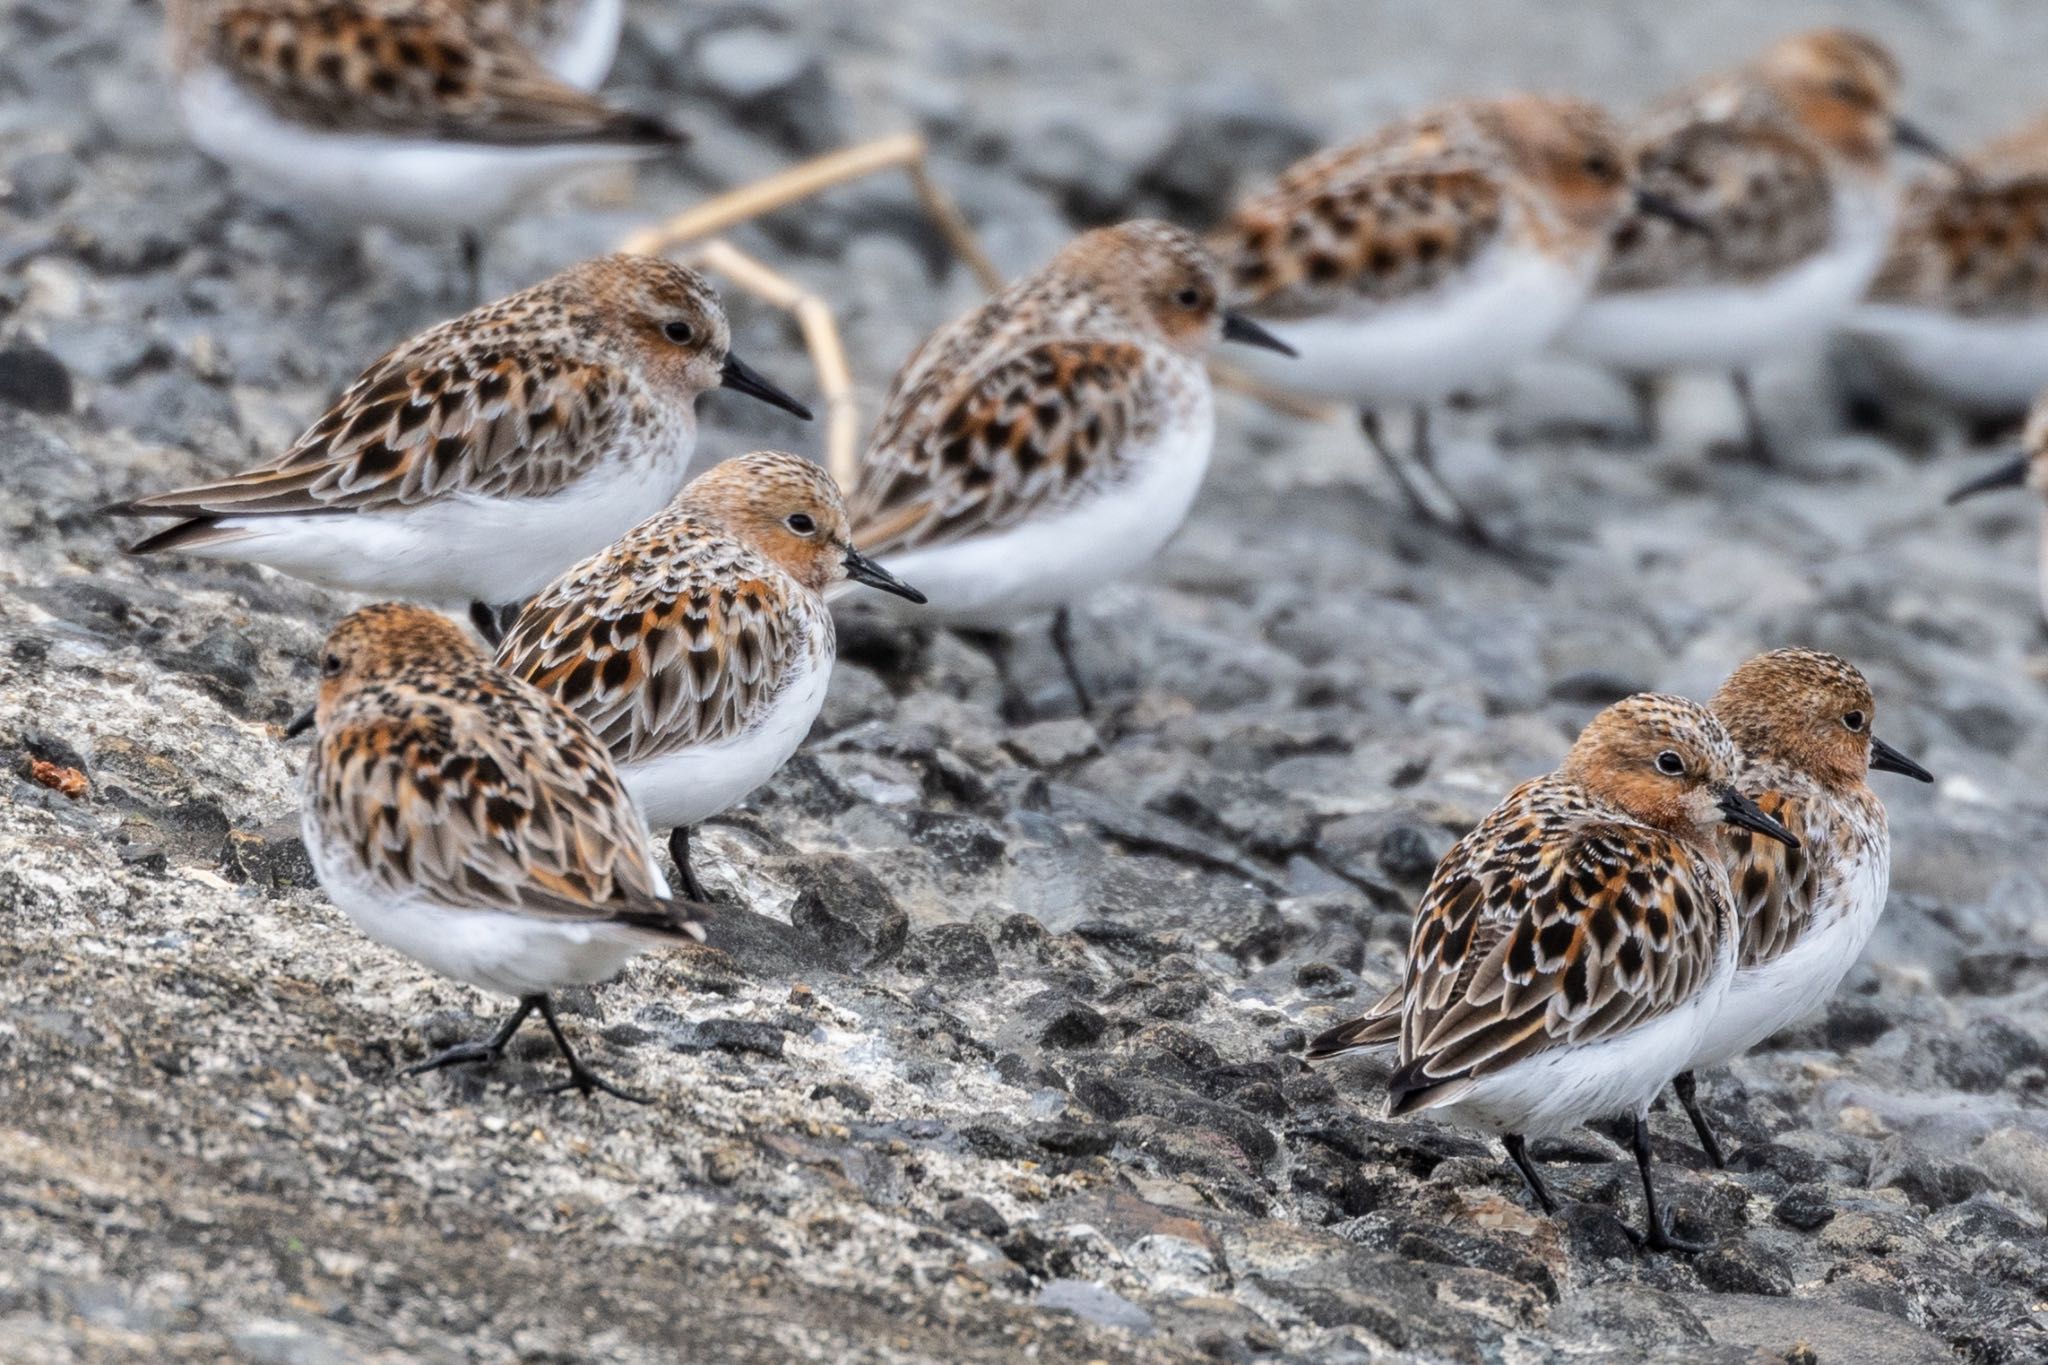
[403,996,536,1076]
[1049,606,1094,718]
[1623,1114,1710,1253]
[469,601,504,647]
[1394,406,1556,578]
[1361,408,1441,524]
[667,826,710,903]
[956,627,1027,723]
[533,994,650,1103]
[1672,1071,1728,1169]
[1730,370,1776,466]
[459,230,485,308]
[1627,372,1661,447]
[1502,1133,1559,1214]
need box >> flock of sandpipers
[77,3,2038,1251]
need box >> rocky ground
[5,0,2048,1361]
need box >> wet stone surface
[4,0,2048,1362]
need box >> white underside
[305,816,673,999]
[1688,844,1889,1072]
[619,647,833,830]
[1843,304,2048,412]
[1417,943,1737,1138]
[175,435,696,606]
[1558,192,1893,372]
[870,388,1216,627]
[178,69,653,231]
[544,0,623,90]
[1226,245,1592,402]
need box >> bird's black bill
[1716,787,1800,849]
[1869,736,1934,783]
[1893,117,1960,171]
[719,353,814,421]
[840,545,926,604]
[1946,455,2029,505]
[283,706,317,739]
[1221,311,1298,357]
[1636,189,1714,237]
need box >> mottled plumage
[1562,29,1932,398]
[109,255,810,616]
[500,452,923,899]
[844,221,1290,710]
[462,0,620,89]
[1211,96,1643,552]
[1310,693,1797,1251]
[300,603,703,1100]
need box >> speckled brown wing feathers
[1720,789,1821,969]
[1599,120,1833,290]
[1384,781,1729,1110]
[1214,148,1509,319]
[116,326,626,537]
[1869,174,2048,314]
[204,0,673,145]
[849,340,1157,554]
[495,528,818,762]
[311,672,689,929]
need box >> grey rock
[0,342,72,413]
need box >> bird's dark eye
[1582,152,1618,181]
[1655,750,1686,776]
[1173,287,1203,309]
[785,513,816,535]
[322,653,343,678]
[1829,77,1866,105]
[1843,710,1866,732]
[662,321,695,345]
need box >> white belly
[1226,244,1594,403]
[870,389,1216,626]
[1844,304,2048,413]
[543,0,624,89]
[1420,940,1737,1138]
[178,68,652,232]
[1688,843,1890,1071]
[183,436,696,606]
[620,648,834,830]
[1560,207,1892,372]
[304,816,669,999]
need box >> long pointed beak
[1947,455,2029,505]
[1635,188,1714,237]
[1894,117,1963,173]
[283,705,317,739]
[719,353,814,421]
[840,544,926,603]
[1869,735,1933,783]
[1716,786,1800,849]
[1221,311,1297,357]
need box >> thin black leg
[1049,606,1094,718]
[1400,406,1557,578]
[957,627,1027,723]
[1360,408,1440,523]
[403,996,536,1076]
[1627,372,1661,446]
[534,994,650,1103]
[1502,1133,1559,1214]
[469,601,504,647]
[667,826,710,903]
[460,231,485,308]
[1672,1071,1728,1169]
[1625,1115,1709,1253]
[1730,370,1775,466]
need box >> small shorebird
[163,0,680,295]
[1309,693,1797,1251]
[497,452,924,900]
[1212,94,1691,554]
[1666,649,1930,1165]
[846,219,1293,715]
[294,602,707,1102]
[1556,28,1949,459]
[108,254,811,638]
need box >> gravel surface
[4,1,2048,1361]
